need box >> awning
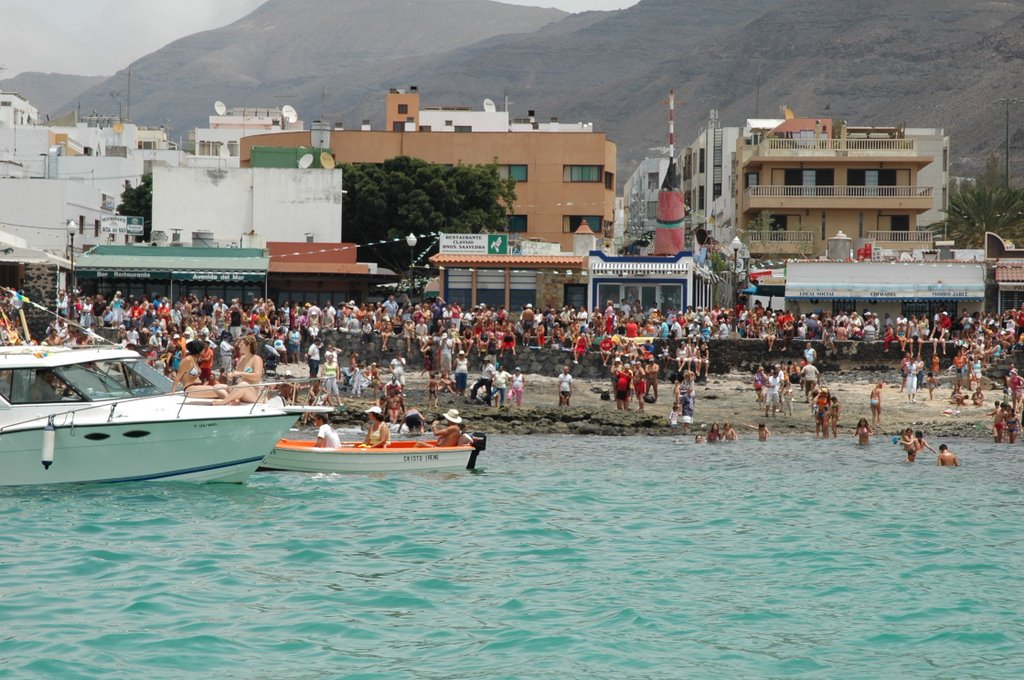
[786,282,984,301]
[76,270,265,282]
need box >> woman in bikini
[214,335,264,405]
[170,339,228,400]
[869,381,883,427]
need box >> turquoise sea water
[1,435,1022,679]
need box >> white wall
[0,179,118,252]
[152,166,343,244]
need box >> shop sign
[439,233,508,255]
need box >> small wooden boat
[261,434,486,473]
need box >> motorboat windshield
[0,358,172,404]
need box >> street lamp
[730,235,743,300]
[66,219,77,294]
[995,97,1021,188]
[405,233,418,296]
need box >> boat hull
[0,412,299,486]
[262,439,477,473]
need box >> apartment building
[240,88,616,251]
[735,117,948,258]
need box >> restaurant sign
[439,233,508,255]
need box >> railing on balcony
[746,185,933,199]
[752,138,918,155]
[866,230,935,248]
[744,230,815,253]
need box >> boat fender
[42,418,55,470]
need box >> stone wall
[22,262,58,340]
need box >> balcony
[744,230,815,256]
[744,185,934,212]
[749,138,919,158]
[866,230,935,251]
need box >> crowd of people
[4,286,1023,460]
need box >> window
[499,165,528,182]
[94,219,100,237]
[699,149,705,174]
[745,172,759,188]
[563,165,602,182]
[507,215,528,232]
[562,215,602,233]
[604,171,614,189]
[419,125,432,132]
[397,104,408,115]
[646,201,658,219]
[889,214,910,231]
[647,172,660,190]
[392,122,404,132]
[454,125,472,133]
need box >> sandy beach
[288,360,998,441]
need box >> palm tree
[942,184,1024,248]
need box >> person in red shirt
[624,319,639,338]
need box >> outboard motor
[466,432,487,470]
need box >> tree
[117,174,152,242]
[339,157,516,274]
[942,184,1024,248]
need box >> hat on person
[442,409,463,424]
[525,304,533,308]
[458,350,466,355]
[365,405,383,416]
[172,333,180,339]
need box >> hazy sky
[0,0,639,79]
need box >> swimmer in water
[899,427,916,461]
[937,444,960,467]
[855,417,872,445]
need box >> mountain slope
[3,72,107,119]
[54,0,1024,178]
[59,0,566,133]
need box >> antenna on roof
[298,153,314,169]
[282,104,298,124]
[214,100,227,116]
[483,98,496,113]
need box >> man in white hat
[431,409,464,447]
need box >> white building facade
[151,165,344,245]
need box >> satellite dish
[112,122,125,133]
[320,152,336,169]
[214,100,227,116]
[219,144,230,158]
[282,104,298,124]
[298,153,314,169]
[483,98,496,113]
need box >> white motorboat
[0,345,306,486]
[262,434,486,473]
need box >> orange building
[736,118,940,258]
[240,88,617,251]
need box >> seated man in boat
[430,409,464,447]
[313,412,340,449]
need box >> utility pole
[995,97,1021,188]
